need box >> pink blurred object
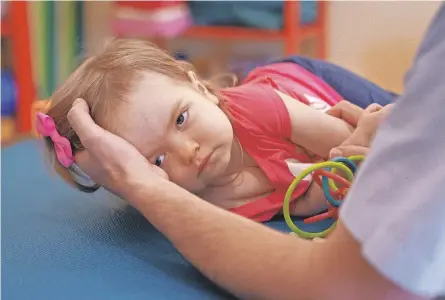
[112,1,193,38]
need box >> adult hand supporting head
[329,103,394,158]
[67,98,168,200]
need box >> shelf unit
[113,1,327,58]
[1,1,35,134]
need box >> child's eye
[176,110,188,127]
[154,154,165,167]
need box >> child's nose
[175,139,200,165]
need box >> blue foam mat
[2,140,333,299]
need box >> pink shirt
[221,62,343,222]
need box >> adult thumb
[68,98,104,147]
[329,145,369,159]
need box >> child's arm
[276,90,354,159]
[289,181,331,217]
[276,91,356,216]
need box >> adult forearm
[125,179,320,300]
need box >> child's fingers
[356,103,394,138]
[326,100,363,128]
[363,103,383,114]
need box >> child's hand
[68,98,168,199]
[329,103,394,158]
[326,100,365,128]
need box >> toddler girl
[38,38,354,222]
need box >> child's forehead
[128,73,178,108]
[123,93,171,133]
[115,76,179,148]
[129,72,183,106]
[115,101,167,155]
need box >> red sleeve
[243,62,343,107]
[221,82,292,139]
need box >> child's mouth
[198,151,213,175]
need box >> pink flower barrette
[35,112,74,168]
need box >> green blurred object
[29,1,84,99]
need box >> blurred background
[1,1,441,145]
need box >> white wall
[83,1,442,93]
[327,1,441,92]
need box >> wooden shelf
[181,24,321,42]
[112,1,321,56]
[182,26,284,41]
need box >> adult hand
[329,103,394,158]
[68,98,167,199]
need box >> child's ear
[187,71,219,104]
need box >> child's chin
[185,180,210,195]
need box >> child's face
[114,72,236,193]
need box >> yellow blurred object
[33,99,51,114]
[1,99,52,146]
[32,99,51,136]
[1,117,16,142]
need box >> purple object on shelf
[1,69,17,117]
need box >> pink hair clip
[36,112,74,168]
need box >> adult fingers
[326,100,364,127]
[329,145,369,159]
[363,103,383,114]
[73,150,94,174]
[67,98,105,148]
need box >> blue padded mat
[2,140,334,300]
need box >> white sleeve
[340,5,445,298]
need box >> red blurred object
[2,2,36,133]
[1,18,10,36]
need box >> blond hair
[44,38,225,192]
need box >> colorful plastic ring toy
[323,157,357,207]
[304,170,350,224]
[314,169,351,189]
[327,155,365,191]
[327,157,357,191]
[283,161,354,239]
[314,169,350,207]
